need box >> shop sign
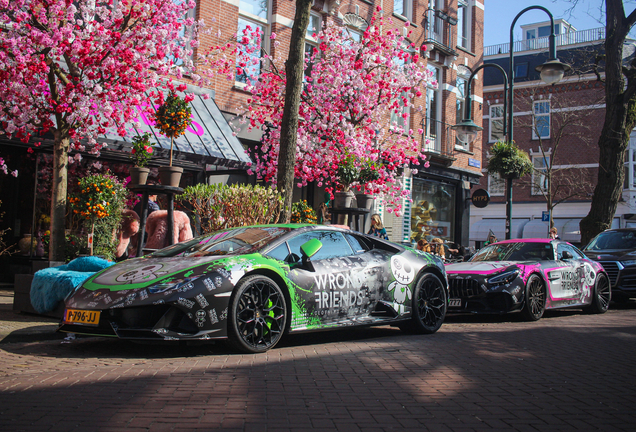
[471,189,490,208]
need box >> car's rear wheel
[520,274,546,321]
[402,273,447,334]
[228,275,287,353]
[587,273,611,314]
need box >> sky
[483,0,634,47]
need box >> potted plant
[487,141,533,180]
[334,154,361,208]
[129,132,155,185]
[355,158,381,209]
[290,200,318,224]
[69,173,127,257]
[153,91,193,187]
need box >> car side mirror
[300,238,322,271]
[561,251,573,260]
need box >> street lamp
[504,6,570,239]
[453,6,570,240]
[452,63,509,144]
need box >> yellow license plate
[64,309,101,326]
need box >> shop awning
[560,219,582,243]
[101,86,252,169]
[4,85,253,170]
[469,218,530,241]
[522,219,550,239]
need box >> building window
[455,77,468,149]
[390,43,414,132]
[167,0,197,66]
[457,0,470,50]
[515,62,528,78]
[533,100,551,139]
[624,133,636,190]
[488,171,505,196]
[424,64,440,152]
[394,0,413,21]
[235,0,270,85]
[410,178,456,244]
[489,104,504,143]
[532,154,550,195]
[239,0,268,19]
[304,13,321,79]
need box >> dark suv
[583,228,636,301]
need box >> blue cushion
[30,257,114,314]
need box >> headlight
[621,260,636,267]
[487,269,520,285]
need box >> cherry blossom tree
[208,8,433,216]
[0,0,200,260]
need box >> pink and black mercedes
[445,239,610,320]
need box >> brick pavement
[1,288,635,431]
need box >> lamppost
[453,5,570,240]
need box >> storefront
[0,90,252,281]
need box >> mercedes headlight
[620,260,636,267]
[487,269,520,285]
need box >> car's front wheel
[228,275,287,353]
[586,273,611,314]
[404,273,447,334]
[520,274,546,321]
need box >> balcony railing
[424,8,458,56]
[422,119,458,164]
[484,27,606,57]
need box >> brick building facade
[474,20,636,247]
[198,0,486,248]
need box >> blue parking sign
[542,211,550,222]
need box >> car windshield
[149,226,292,257]
[470,242,555,262]
[585,230,636,251]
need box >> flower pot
[18,234,36,256]
[129,167,150,186]
[333,191,355,209]
[158,166,183,187]
[355,193,375,210]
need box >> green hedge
[177,184,284,234]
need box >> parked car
[583,228,636,301]
[59,224,449,353]
[445,239,610,321]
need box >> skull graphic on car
[116,264,169,284]
[388,255,415,315]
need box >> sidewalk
[0,289,63,343]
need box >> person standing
[549,227,561,240]
[368,214,388,240]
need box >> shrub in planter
[178,184,284,234]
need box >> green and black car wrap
[59,224,448,352]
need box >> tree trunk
[49,135,69,261]
[276,0,313,222]
[580,1,636,245]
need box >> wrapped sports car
[445,239,610,320]
[59,224,448,353]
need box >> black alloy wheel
[229,275,287,353]
[587,273,611,314]
[520,274,546,321]
[407,273,447,334]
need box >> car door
[267,230,386,328]
[550,243,587,306]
